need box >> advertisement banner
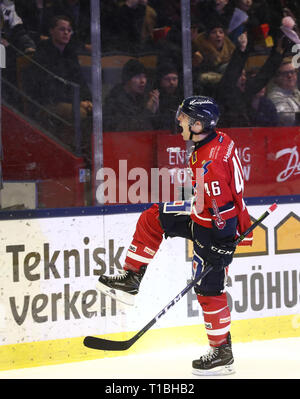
[157,127,300,199]
[0,203,299,349]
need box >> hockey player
[96,96,253,376]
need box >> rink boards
[0,202,299,370]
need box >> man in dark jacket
[27,15,92,161]
[103,59,159,132]
[216,31,287,128]
[153,62,183,131]
[29,15,92,114]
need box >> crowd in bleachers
[2,0,300,143]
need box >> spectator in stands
[267,58,300,126]
[100,0,119,52]
[139,0,157,49]
[196,0,235,33]
[29,15,92,119]
[153,62,183,130]
[235,0,252,14]
[150,0,180,28]
[232,0,285,51]
[0,0,36,53]
[51,0,91,53]
[216,31,287,127]
[15,0,55,44]
[246,66,278,126]
[27,15,92,159]
[192,20,235,95]
[155,18,182,74]
[103,59,159,131]
[193,21,235,74]
[282,1,300,24]
[1,0,36,105]
[108,0,157,54]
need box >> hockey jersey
[188,130,253,246]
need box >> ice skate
[96,266,146,306]
[192,333,235,376]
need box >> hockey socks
[124,204,164,272]
[197,293,231,347]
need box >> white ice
[0,337,299,379]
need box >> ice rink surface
[0,337,299,381]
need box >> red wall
[102,126,300,203]
[2,106,86,208]
[2,104,300,208]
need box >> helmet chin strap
[188,119,201,141]
[189,126,205,141]
[188,117,215,140]
[189,125,214,141]
[189,126,197,141]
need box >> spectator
[1,0,36,105]
[196,0,235,33]
[0,0,36,53]
[192,20,235,95]
[267,58,300,126]
[27,15,92,159]
[232,0,285,51]
[51,0,91,53]
[100,0,119,52]
[139,0,157,49]
[155,19,182,74]
[150,0,180,28]
[15,0,55,44]
[193,21,235,73]
[216,31,287,127]
[246,67,278,126]
[153,62,183,130]
[282,1,300,24]
[103,59,159,131]
[109,0,156,54]
[235,0,252,14]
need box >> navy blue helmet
[176,96,220,132]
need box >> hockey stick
[84,203,277,351]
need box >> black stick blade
[83,336,133,351]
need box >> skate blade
[96,281,135,306]
[192,363,235,377]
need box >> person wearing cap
[192,20,235,74]
[153,62,183,130]
[103,59,159,132]
[192,20,235,96]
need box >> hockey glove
[206,239,236,272]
